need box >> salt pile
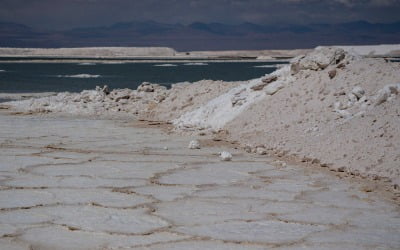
[223,47,400,186]
[4,83,168,116]
[169,46,400,187]
[4,79,239,119]
[173,65,293,130]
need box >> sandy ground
[0,111,399,249]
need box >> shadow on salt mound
[183,63,208,66]
[154,64,178,67]
[57,74,101,78]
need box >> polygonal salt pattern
[0,189,55,209]
[39,205,169,234]
[19,226,190,250]
[174,220,328,244]
[1,113,399,249]
[135,240,268,250]
[0,238,31,250]
[133,185,199,202]
[155,197,267,225]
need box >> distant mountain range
[1,20,399,51]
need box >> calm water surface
[0,61,285,93]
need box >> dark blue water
[0,61,284,93]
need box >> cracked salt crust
[0,112,399,249]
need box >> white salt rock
[220,151,232,161]
[375,86,392,106]
[351,86,365,99]
[336,109,352,119]
[358,95,367,103]
[387,84,399,95]
[387,94,396,102]
[334,101,346,110]
[256,147,267,155]
[294,47,346,71]
[348,93,358,103]
[188,140,201,149]
[265,81,284,95]
[374,84,400,106]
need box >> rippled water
[0,61,286,93]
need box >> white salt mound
[173,65,293,130]
[221,46,400,187]
[4,82,168,117]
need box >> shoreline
[0,58,289,64]
[2,46,400,193]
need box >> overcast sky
[1,0,400,30]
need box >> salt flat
[0,112,399,249]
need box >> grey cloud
[0,0,399,29]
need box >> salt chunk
[375,87,391,106]
[220,151,232,161]
[351,86,365,99]
[265,82,284,95]
[256,147,267,155]
[188,140,201,149]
